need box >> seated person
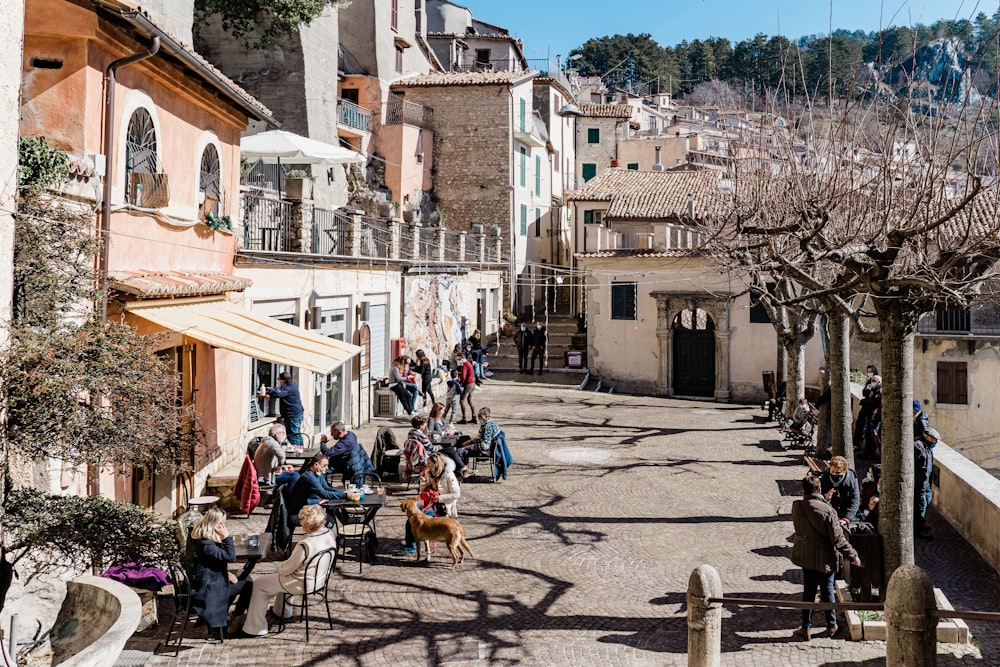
[427,402,454,438]
[396,453,461,556]
[787,398,813,433]
[389,356,415,416]
[819,456,861,525]
[410,414,466,476]
[287,454,346,519]
[252,423,299,487]
[860,463,881,514]
[187,508,253,637]
[240,504,337,637]
[456,406,501,466]
[319,421,375,487]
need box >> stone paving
[133,373,1000,666]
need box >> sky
[459,0,986,62]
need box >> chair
[332,505,379,574]
[470,430,512,483]
[163,562,224,654]
[277,547,338,641]
[402,438,427,489]
[371,427,401,481]
[265,483,295,558]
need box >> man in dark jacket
[819,456,861,525]
[529,322,546,375]
[320,422,376,487]
[791,475,860,641]
[914,428,942,539]
[288,454,346,517]
[513,322,531,374]
[912,400,930,441]
[264,372,305,446]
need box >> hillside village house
[570,167,823,400]
[575,103,633,184]
[19,0,367,514]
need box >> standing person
[457,352,477,424]
[859,375,883,459]
[388,356,415,416]
[791,475,860,641]
[514,321,531,374]
[819,456,861,525]
[413,349,435,409]
[912,400,930,441]
[263,372,304,447]
[529,321,547,375]
[187,508,254,638]
[915,428,943,540]
[442,369,462,423]
[853,364,879,448]
[252,423,299,487]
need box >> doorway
[672,308,715,397]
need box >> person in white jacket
[427,452,461,517]
[240,504,337,636]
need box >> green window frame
[535,207,542,237]
[520,204,528,236]
[587,127,600,143]
[519,146,527,187]
[519,98,526,132]
[627,162,639,170]
[535,155,542,195]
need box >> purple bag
[102,562,170,592]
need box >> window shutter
[535,155,542,195]
[955,363,968,404]
[584,210,594,225]
[582,163,597,182]
[535,207,541,237]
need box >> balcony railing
[385,94,433,128]
[338,98,374,133]
[917,305,1000,336]
[312,208,350,255]
[243,194,293,252]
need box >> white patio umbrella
[240,130,365,165]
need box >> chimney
[652,146,664,172]
[610,159,620,168]
[688,193,696,219]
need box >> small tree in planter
[403,199,420,223]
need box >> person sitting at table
[319,421,375,487]
[412,413,466,477]
[456,406,501,466]
[287,454,346,519]
[427,402,454,438]
[389,356,415,416]
[240,504,337,637]
[187,508,254,638]
[395,453,461,556]
[252,423,299,487]
[819,456,861,526]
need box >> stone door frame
[651,291,732,401]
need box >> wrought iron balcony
[384,95,433,128]
[337,98,374,133]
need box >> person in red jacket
[457,352,477,424]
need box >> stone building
[575,103,633,183]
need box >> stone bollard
[687,564,722,667]
[885,564,936,667]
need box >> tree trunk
[877,313,916,579]
[827,308,853,468]
[784,339,806,417]
[776,339,786,386]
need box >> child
[442,369,461,423]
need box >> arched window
[124,108,167,207]
[199,144,221,217]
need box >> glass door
[313,309,348,433]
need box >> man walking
[791,475,860,641]
[264,371,304,446]
[514,321,531,374]
[529,321,546,375]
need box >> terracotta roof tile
[426,32,519,42]
[392,70,536,87]
[110,270,253,298]
[576,248,706,258]
[569,168,728,221]
[578,103,634,119]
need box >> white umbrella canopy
[240,130,365,165]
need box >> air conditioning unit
[375,389,397,417]
[128,172,170,208]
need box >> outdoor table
[187,495,220,510]
[234,531,272,579]
[284,447,320,467]
[321,490,387,511]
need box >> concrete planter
[284,177,312,200]
[838,581,969,643]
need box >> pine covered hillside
[568,14,1000,111]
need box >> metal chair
[277,547,338,641]
[332,504,379,574]
[162,562,224,654]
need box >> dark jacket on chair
[188,537,236,628]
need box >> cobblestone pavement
[136,375,1000,666]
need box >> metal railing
[384,94,433,128]
[241,159,285,193]
[453,58,525,73]
[337,98,374,133]
[312,208,350,255]
[242,194,292,251]
[917,304,1000,336]
[360,216,390,259]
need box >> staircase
[487,313,587,374]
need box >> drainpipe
[100,36,160,322]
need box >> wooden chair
[276,547,338,641]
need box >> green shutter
[535,207,541,237]
[584,210,594,225]
[520,147,526,187]
[535,155,542,195]
[587,127,600,143]
[627,163,639,170]
[582,163,597,182]
[520,98,526,132]
[520,204,528,235]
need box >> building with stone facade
[571,166,823,400]
[575,103,633,184]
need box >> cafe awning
[127,300,361,375]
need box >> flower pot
[284,177,312,200]
[403,210,416,223]
[502,323,514,337]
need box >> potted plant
[502,312,518,336]
[204,213,233,232]
[284,169,313,200]
[402,200,420,223]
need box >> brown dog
[400,498,476,569]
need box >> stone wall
[399,84,513,256]
[931,443,1000,576]
[576,117,627,179]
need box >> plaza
[134,376,1000,666]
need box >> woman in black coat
[187,508,253,634]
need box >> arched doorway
[672,307,715,396]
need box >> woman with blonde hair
[240,503,337,637]
[426,452,462,517]
[187,508,253,637]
